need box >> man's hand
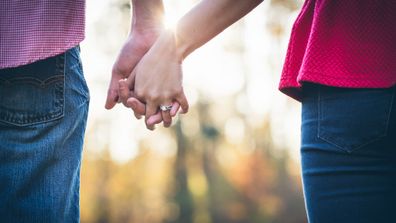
[105,0,166,121]
[105,31,158,109]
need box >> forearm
[130,0,164,33]
[175,0,263,59]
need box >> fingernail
[170,111,176,117]
[129,100,136,108]
[147,119,154,126]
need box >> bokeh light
[80,0,306,222]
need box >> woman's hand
[127,30,189,130]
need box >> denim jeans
[0,47,89,223]
[301,83,396,223]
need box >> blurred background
[80,0,306,222]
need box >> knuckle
[162,89,176,98]
[146,92,157,102]
[160,92,172,100]
[148,92,164,103]
[134,89,144,99]
[164,91,179,102]
[112,63,129,78]
[163,115,171,121]
[111,66,122,77]
[174,86,183,94]
[119,89,127,98]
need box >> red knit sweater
[279,0,396,101]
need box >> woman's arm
[176,0,263,59]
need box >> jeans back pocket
[0,54,65,127]
[318,85,395,153]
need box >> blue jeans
[0,47,89,223]
[301,83,396,223]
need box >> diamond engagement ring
[159,104,173,112]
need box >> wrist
[157,29,187,63]
[131,0,164,32]
[129,26,162,44]
[174,20,196,60]
[131,19,163,34]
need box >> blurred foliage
[81,0,306,222]
[81,101,306,223]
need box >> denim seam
[319,127,387,154]
[317,86,351,153]
[65,48,90,101]
[317,85,321,148]
[60,52,66,124]
[317,86,393,153]
[0,53,66,127]
[384,86,396,135]
[0,80,65,126]
[68,46,84,71]
[0,75,64,87]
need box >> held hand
[118,78,145,119]
[128,30,189,130]
[119,79,182,129]
[105,32,157,110]
[106,0,165,111]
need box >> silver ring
[159,104,173,112]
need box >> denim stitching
[0,75,64,88]
[318,86,393,153]
[65,48,90,102]
[384,86,396,136]
[0,54,65,126]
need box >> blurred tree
[270,0,300,10]
[166,121,194,223]
[80,0,307,222]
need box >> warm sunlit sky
[81,0,301,164]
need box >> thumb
[106,38,146,109]
[126,68,136,89]
[105,74,122,110]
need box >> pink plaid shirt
[0,1,85,69]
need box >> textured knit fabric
[279,0,396,101]
[0,1,85,69]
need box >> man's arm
[105,0,164,111]
[129,0,264,129]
